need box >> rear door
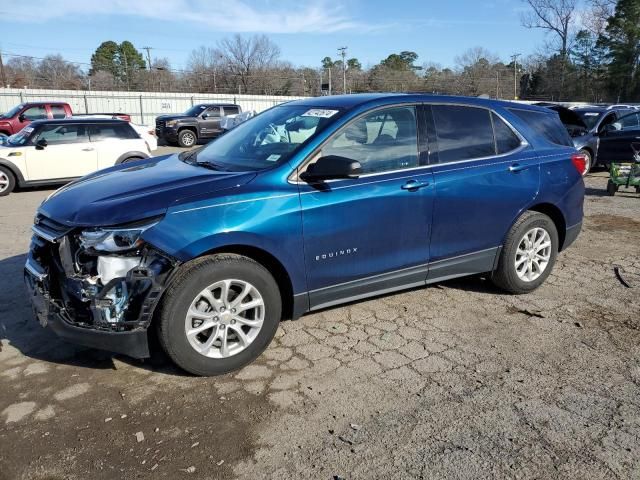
[24,123,97,180]
[297,104,434,308]
[597,112,640,164]
[88,123,144,168]
[427,104,539,280]
[199,106,222,138]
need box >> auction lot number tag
[302,109,339,118]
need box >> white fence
[0,88,309,125]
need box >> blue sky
[0,0,548,71]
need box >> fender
[114,151,150,165]
[0,158,26,186]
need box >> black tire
[607,180,617,196]
[177,129,197,148]
[491,211,559,294]
[579,149,592,175]
[157,254,282,376]
[0,166,16,196]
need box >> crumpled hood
[39,154,256,227]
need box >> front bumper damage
[24,214,177,358]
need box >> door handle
[401,180,429,191]
[82,148,94,151]
[508,163,529,173]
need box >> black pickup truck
[155,103,241,147]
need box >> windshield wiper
[196,160,228,171]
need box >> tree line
[2,0,639,102]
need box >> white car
[72,115,158,151]
[0,118,151,196]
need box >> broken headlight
[79,217,161,253]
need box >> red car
[0,102,131,136]
[0,102,73,136]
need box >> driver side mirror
[300,155,362,182]
[600,123,620,136]
[35,139,48,150]
[18,114,26,123]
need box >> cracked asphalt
[1,169,639,480]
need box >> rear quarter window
[508,108,573,147]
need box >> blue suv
[24,94,585,376]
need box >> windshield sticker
[302,109,339,118]
[266,154,281,162]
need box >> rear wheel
[157,254,281,376]
[178,129,197,148]
[491,211,558,294]
[607,180,617,196]
[0,166,16,196]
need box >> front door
[199,106,222,139]
[598,112,640,165]
[25,123,97,181]
[297,105,434,309]
[427,105,540,280]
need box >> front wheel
[157,254,282,376]
[491,211,558,294]
[178,129,197,148]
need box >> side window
[432,105,495,163]
[598,112,617,132]
[223,106,239,116]
[508,109,573,147]
[22,106,47,121]
[619,113,640,131]
[492,113,522,154]
[205,107,221,118]
[89,124,138,141]
[35,124,88,145]
[321,106,419,174]
[50,105,67,119]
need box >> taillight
[571,153,588,176]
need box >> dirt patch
[587,213,640,234]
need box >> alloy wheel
[184,279,265,358]
[0,172,10,193]
[514,227,552,282]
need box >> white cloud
[2,0,374,33]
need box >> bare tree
[583,0,616,36]
[38,54,83,89]
[521,0,578,58]
[521,0,579,99]
[214,34,281,93]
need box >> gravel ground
[1,169,639,480]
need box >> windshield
[187,105,341,171]
[1,104,25,119]
[575,110,604,130]
[184,105,208,117]
[8,126,34,146]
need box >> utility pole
[0,50,6,88]
[142,46,153,70]
[122,52,130,91]
[511,53,521,100]
[328,67,332,95]
[338,46,347,94]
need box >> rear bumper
[562,221,582,251]
[24,269,151,358]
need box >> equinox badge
[315,248,358,261]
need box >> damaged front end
[24,213,178,358]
